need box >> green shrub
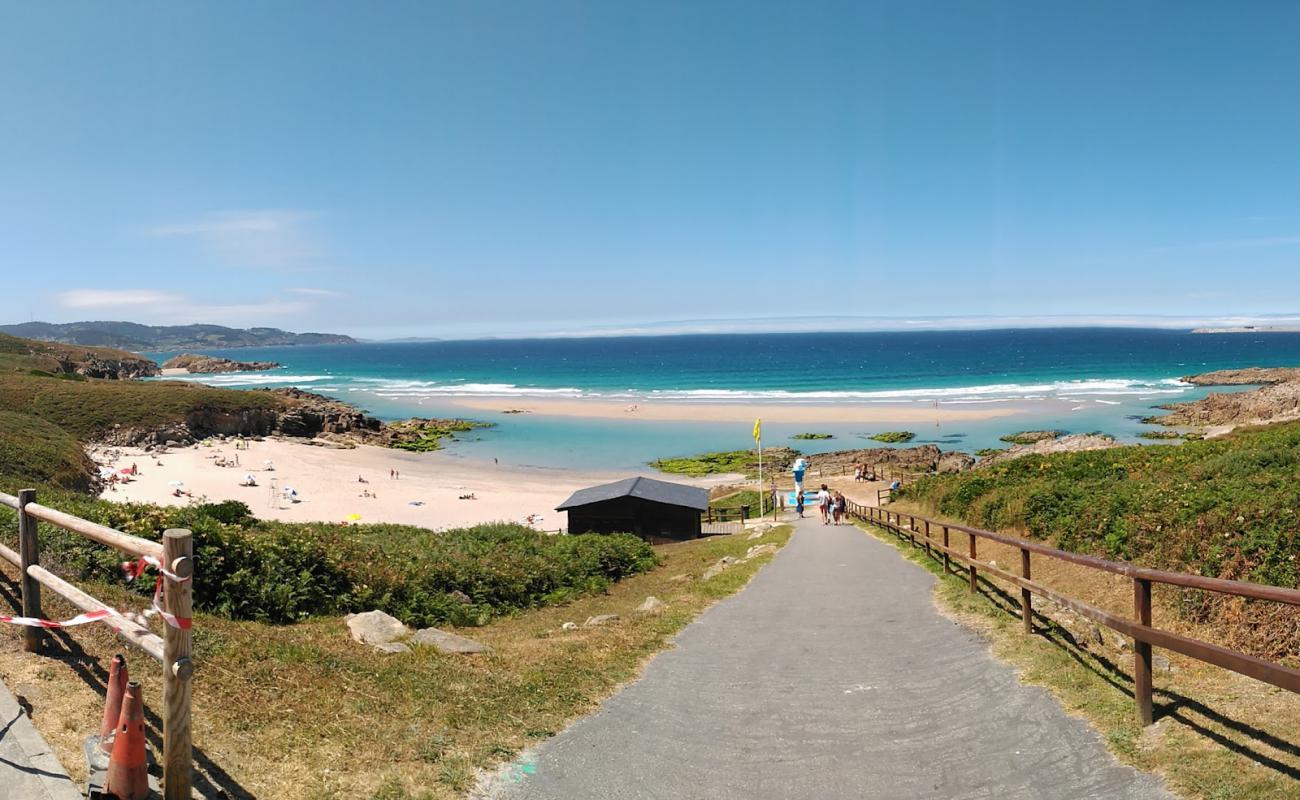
[2,498,659,627]
[868,431,915,443]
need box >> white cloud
[57,289,182,309]
[145,210,321,269]
[54,288,317,325]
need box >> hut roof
[556,476,709,512]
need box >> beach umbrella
[346,513,362,521]
[168,480,184,488]
[119,468,133,474]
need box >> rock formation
[975,433,1120,467]
[161,353,281,373]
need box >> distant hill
[0,321,355,351]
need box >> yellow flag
[753,418,761,443]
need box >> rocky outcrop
[1147,366,1300,429]
[409,627,492,654]
[264,388,383,438]
[999,430,1064,445]
[975,434,1120,467]
[937,451,976,473]
[162,353,281,373]
[1180,367,1300,386]
[57,354,159,380]
[1151,382,1300,428]
[808,445,974,474]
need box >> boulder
[561,621,578,631]
[584,614,620,627]
[449,590,472,605]
[346,610,410,648]
[744,544,779,561]
[375,642,411,654]
[409,627,492,654]
[702,556,739,581]
[1153,654,1174,673]
[747,529,767,540]
[635,596,665,615]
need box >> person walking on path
[816,484,831,525]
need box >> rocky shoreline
[1150,366,1300,430]
[161,353,282,373]
[95,386,491,452]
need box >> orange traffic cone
[98,654,128,753]
[104,680,149,800]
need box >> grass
[975,447,1007,457]
[791,432,832,440]
[852,512,1300,800]
[0,524,792,799]
[899,420,1300,658]
[709,489,767,513]
[867,431,915,443]
[0,373,284,442]
[0,410,97,492]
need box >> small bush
[868,431,915,443]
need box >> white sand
[93,439,733,531]
[448,396,1025,423]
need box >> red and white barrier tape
[0,555,192,633]
[0,608,114,628]
[122,555,192,631]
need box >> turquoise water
[147,328,1300,469]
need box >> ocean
[147,328,1300,470]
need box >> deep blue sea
[148,328,1300,469]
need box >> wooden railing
[846,501,1300,725]
[704,505,750,523]
[0,488,193,799]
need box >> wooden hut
[557,477,708,543]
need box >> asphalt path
[478,516,1173,800]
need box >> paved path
[481,517,1173,800]
[0,678,82,800]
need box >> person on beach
[795,491,805,518]
[832,491,847,525]
[817,484,831,525]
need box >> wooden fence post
[942,526,950,574]
[1020,547,1033,634]
[162,529,194,800]
[1134,577,1154,727]
[923,520,931,558]
[17,489,42,652]
[967,532,978,593]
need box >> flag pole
[754,418,763,517]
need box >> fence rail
[847,500,1300,725]
[0,488,193,798]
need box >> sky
[3,1,1300,339]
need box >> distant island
[0,320,355,351]
[1190,326,1300,334]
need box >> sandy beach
[448,396,1026,423]
[92,438,734,530]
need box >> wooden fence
[0,488,193,799]
[847,500,1300,725]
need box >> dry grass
[0,525,790,799]
[859,502,1300,800]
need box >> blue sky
[3,1,1300,339]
